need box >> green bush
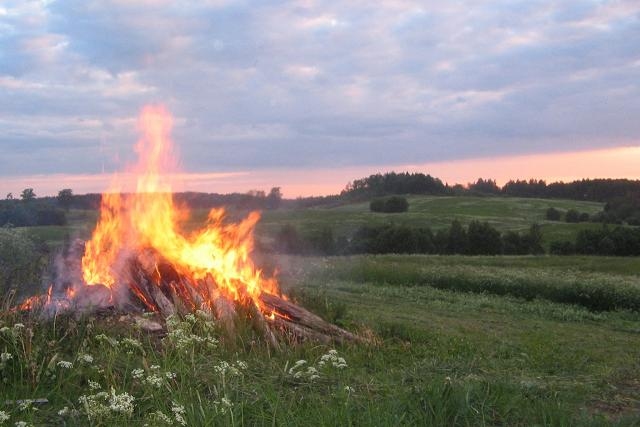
[545,207,562,221]
[369,196,409,213]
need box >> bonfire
[18,105,357,347]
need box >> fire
[80,105,279,310]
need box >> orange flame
[81,105,278,308]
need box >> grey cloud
[0,0,638,178]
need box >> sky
[1,0,639,197]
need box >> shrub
[565,209,580,223]
[549,240,575,255]
[545,207,562,221]
[369,196,409,213]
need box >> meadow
[2,196,639,425]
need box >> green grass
[3,254,638,425]
[3,198,640,425]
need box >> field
[2,196,640,425]
[24,196,607,251]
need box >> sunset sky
[1,0,639,197]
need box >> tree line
[550,226,640,256]
[273,221,544,256]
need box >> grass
[2,254,639,425]
[3,198,640,425]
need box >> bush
[369,196,409,213]
[545,207,562,221]
[549,240,575,255]
[565,209,580,223]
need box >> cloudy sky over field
[1,0,639,196]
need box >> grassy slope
[21,196,607,250]
[258,196,606,248]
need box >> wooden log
[246,297,281,351]
[259,293,362,343]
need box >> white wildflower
[184,313,196,324]
[17,400,33,412]
[150,410,173,424]
[57,360,73,369]
[1,352,12,362]
[12,323,25,331]
[108,388,135,416]
[58,407,69,416]
[165,371,176,380]
[78,392,110,419]
[344,386,355,393]
[150,365,161,371]
[0,410,9,423]
[0,327,10,334]
[171,402,187,426]
[79,354,94,364]
[88,380,101,391]
[132,368,145,379]
[144,373,164,389]
[120,338,143,355]
[14,422,31,427]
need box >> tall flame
[81,105,278,307]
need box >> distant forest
[2,172,640,227]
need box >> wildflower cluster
[213,360,248,378]
[318,349,348,369]
[213,397,233,415]
[77,388,135,420]
[0,351,12,370]
[131,365,177,389]
[287,360,320,381]
[287,349,348,383]
[163,314,218,352]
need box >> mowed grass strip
[280,255,640,312]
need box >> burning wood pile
[18,105,358,347]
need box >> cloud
[0,0,638,186]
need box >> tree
[565,209,580,223]
[523,223,544,254]
[6,193,13,200]
[265,187,282,210]
[20,188,36,201]
[467,220,502,255]
[57,188,74,211]
[446,220,468,254]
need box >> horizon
[2,145,640,199]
